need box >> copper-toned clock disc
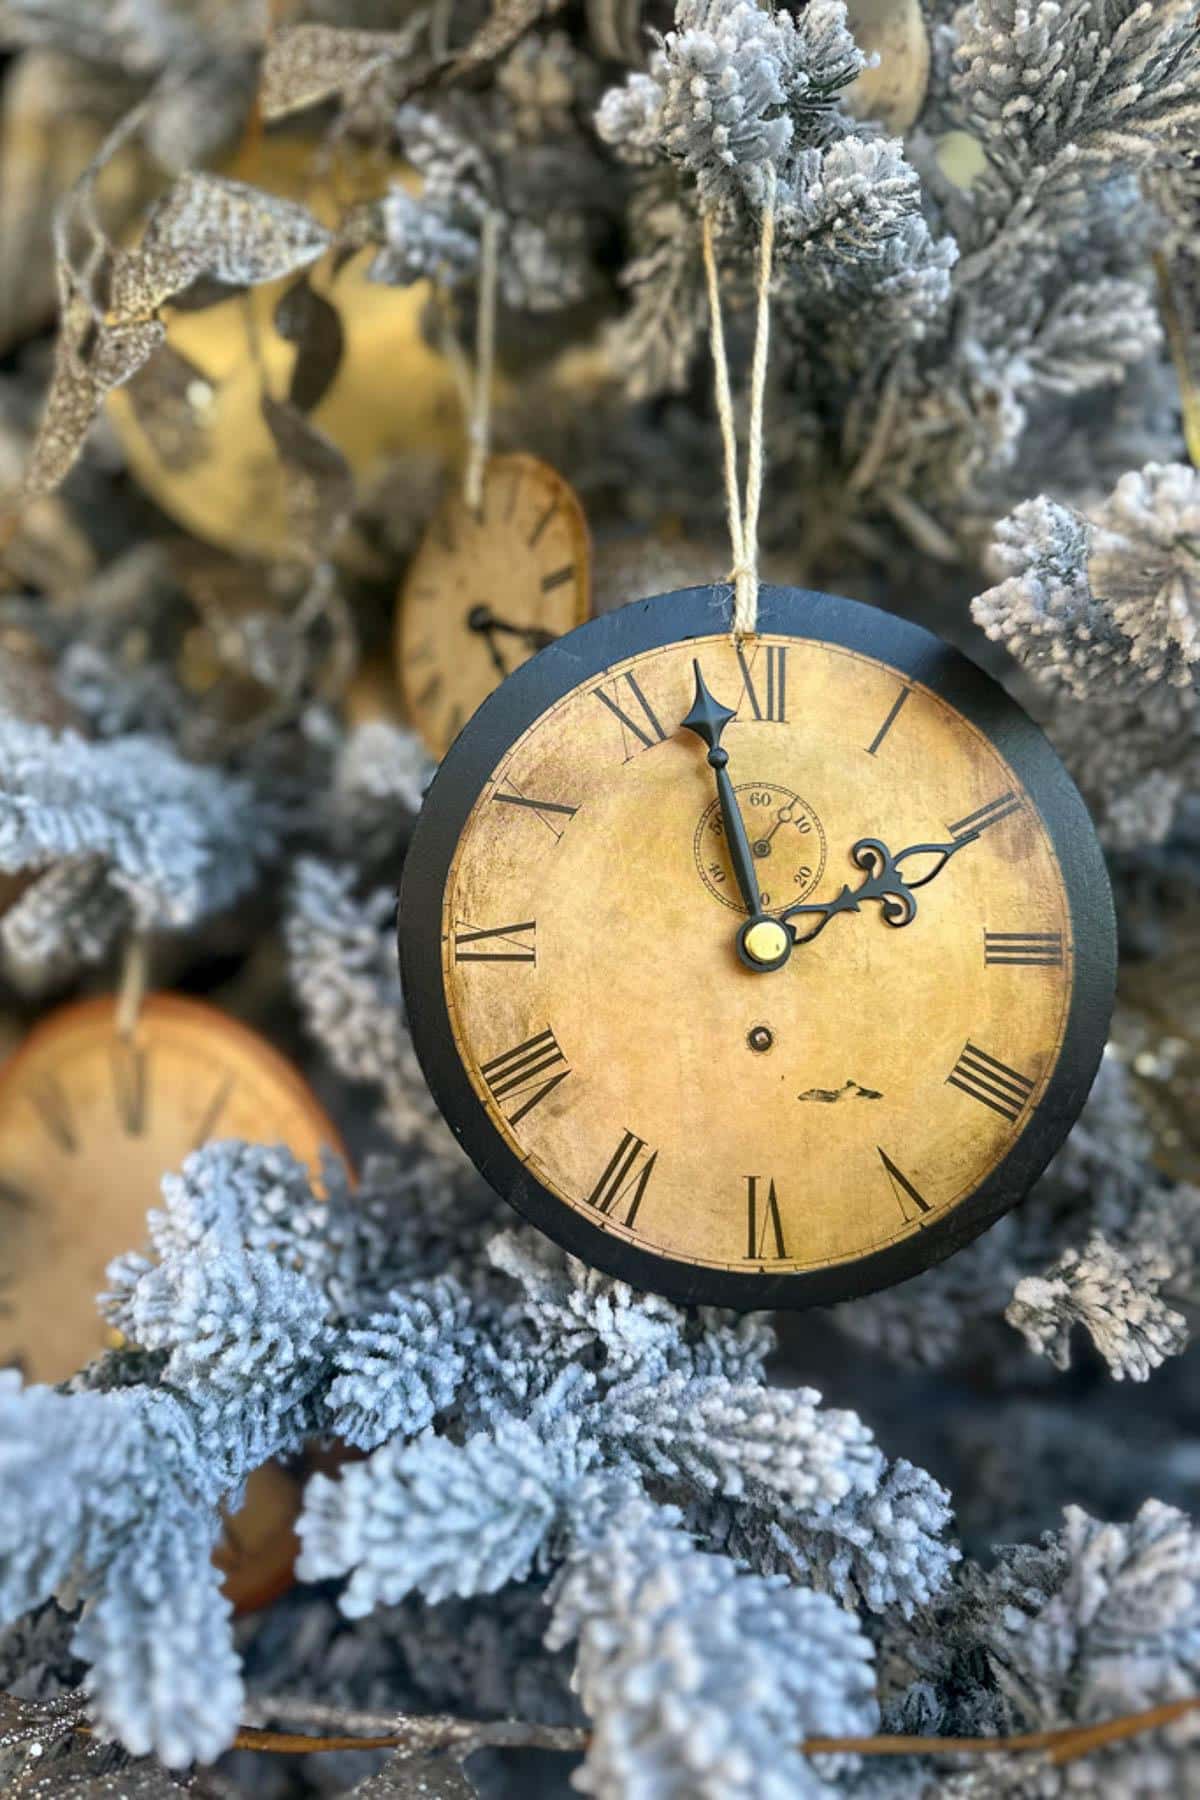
[396,453,592,758]
[0,992,347,1611]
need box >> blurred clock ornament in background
[396,453,592,757]
[0,992,347,1612]
[106,135,469,564]
[842,0,931,134]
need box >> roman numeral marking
[746,1175,787,1260]
[111,1041,148,1136]
[528,497,559,546]
[480,1028,571,1124]
[984,931,1064,967]
[193,1071,235,1148]
[454,920,537,963]
[594,673,667,757]
[878,1148,931,1223]
[28,1074,77,1154]
[494,784,578,841]
[866,685,911,755]
[946,1042,1035,1122]
[736,644,787,722]
[541,564,575,594]
[948,792,1022,841]
[586,1131,658,1227]
[415,673,444,712]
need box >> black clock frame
[398,585,1116,1311]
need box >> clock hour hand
[779,831,977,946]
[681,661,763,917]
[467,605,557,655]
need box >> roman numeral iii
[746,1175,787,1260]
[454,920,537,963]
[593,673,667,756]
[984,931,1064,966]
[736,644,787,722]
[480,1028,570,1124]
[946,1042,1035,1122]
[586,1130,658,1227]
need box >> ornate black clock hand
[681,661,793,971]
[779,830,978,945]
[467,605,557,654]
[681,661,762,915]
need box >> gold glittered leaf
[24,310,166,496]
[450,0,565,77]
[261,394,355,563]
[111,173,330,318]
[121,342,215,473]
[260,22,431,121]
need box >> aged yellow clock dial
[0,993,346,1608]
[396,453,591,758]
[400,589,1115,1309]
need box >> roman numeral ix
[746,1175,787,1260]
[454,920,537,963]
[736,644,787,722]
[593,673,667,757]
[946,1042,1035,1122]
[586,1130,658,1227]
[480,1028,571,1124]
[984,931,1064,967]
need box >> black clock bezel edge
[397,584,1117,1312]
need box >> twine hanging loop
[700,166,778,640]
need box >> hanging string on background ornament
[464,208,501,515]
[700,164,778,640]
[115,932,149,1042]
[1154,249,1200,470]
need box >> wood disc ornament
[398,586,1115,1311]
[395,452,591,758]
[0,992,346,1610]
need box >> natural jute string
[700,165,777,640]
[464,208,501,513]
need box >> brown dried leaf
[449,0,565,76]
[260,22,430,121]
[111,174,330,318]
[260,395,355,563]
[274,275,346,413]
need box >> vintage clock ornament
[398,586,1115,1310]
[0,991,345,1608]
[395,451,592,758]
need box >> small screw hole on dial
[748,1025,774,1054]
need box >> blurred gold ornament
[844,0,931,134]
[1155,250,1200,472]
[107,135,468,562]
[0,991,347,1611]
[935,129,989,193]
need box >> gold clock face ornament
[395,453,591,758]
[0,993,346,1609]
[399,587,1115,1310]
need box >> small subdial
[695,783,826,914]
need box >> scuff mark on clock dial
[797,1079,883,1103]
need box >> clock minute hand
[681,660,762,917]
[779,830,978,946]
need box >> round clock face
[399,587,1115,1309]
[395,453,591,758]
[0,994,346,1609]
